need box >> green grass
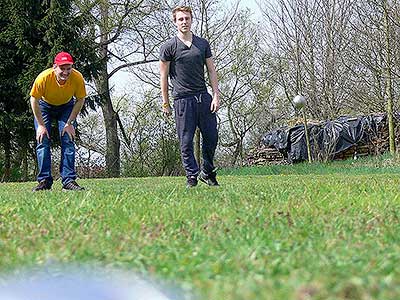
[221,153,400,176]
[1,156,400,299]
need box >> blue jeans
[34,99,77,187]
[174,92,218,177]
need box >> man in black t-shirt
[160,6,220,187]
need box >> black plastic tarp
[261,114,386,163]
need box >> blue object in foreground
[0,266,191,300]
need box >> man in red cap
[30,51,87,191]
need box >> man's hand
[162,103,172,117]
[36,125,50,143]
[210,96,220,113]
[62,124,76,140]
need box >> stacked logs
[247,145,287,165]
[333,144,373,160]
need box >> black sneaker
[62,180,85,191]
[199,170,219,186]
[32,180,52,192]
[186,176,198,188]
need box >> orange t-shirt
[30,68,87,105]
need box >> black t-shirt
[160,34,212,99]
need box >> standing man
[30,52,86,191]
[160,6,220,187]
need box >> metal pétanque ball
[293,95,306,109]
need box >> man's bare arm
[160,60,172,115]
[66,98,85,124]
[206,57,220,113]
[30,96,49,143]
[62,97,86,140]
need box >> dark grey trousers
[174,92,218,177]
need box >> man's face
[53,64,73,81]
[174,11,192,34]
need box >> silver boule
[293,95,306,109]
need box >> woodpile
[371,120,400,154]
[247,145,288,165]
[333,143,373,160]
[247,113,400,165]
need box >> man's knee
[61,134,75,153]
[37,135,51,148]
[61,133,74,143]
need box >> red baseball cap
[54,52,74,65]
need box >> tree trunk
[19,145,28,181]
[96,0,121,177]
[231,138,241,166]
[383,1,395,154]
[1,130,11,182]
[97,72,121,177]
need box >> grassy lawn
[1,156,400,299]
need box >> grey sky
[238,0,261,17]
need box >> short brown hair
[172,6,193,22]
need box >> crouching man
[30,52,86,191]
